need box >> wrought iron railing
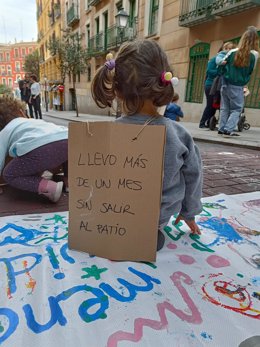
[67,3,79,26]
[87,18,137,57]
[179,0,260,27]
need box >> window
[15,49,19,58]
[87,65,91,82]
[116,1,122,11]
[95,17,100,34]
[29,47,33,54]
[6,52,10,61]
[7,65,11,75]
[8,78,12,86]
[86,24,90,49]
[148,0,159,36]
[185,42,210,103]
[0,53,3,61]
[15,62,20,72]
[2,78,6,85]
[22,48,26,57]
[103,11,108,51]
[129,0,136,28]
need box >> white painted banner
[0,192,259,347]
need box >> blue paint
[99,267,161,302]
[0,253,42,295]
[23,267,159,333]
[252,277,260,286]
[23,284,109,332]
[201,331,213,340]
[0,223,47,246]
[60,243,75,264]
[198,217,243,246]
[46,245,65,280]
[0,308,19,344]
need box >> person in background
[18,73,33,118]
[91,40,203,251]
[198,42,234,129]
[217,26,259,137]
[30,74,42,119]
[164,92,184,122]
[0,97,68,203]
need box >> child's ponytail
[91,53,116,109]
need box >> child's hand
[174,214,201,235]
[221,61,227,65]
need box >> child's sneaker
[38,179,63,203]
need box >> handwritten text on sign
[68,122,165,261]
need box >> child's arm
[177,141,203,234]
[175,105,184,118]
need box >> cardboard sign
[68,121,166,261]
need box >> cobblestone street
[198,142,260,196]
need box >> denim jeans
[219,83,244,133]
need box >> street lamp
[115,8,129,44]
[44,76,48,112]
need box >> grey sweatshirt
[115,115,203,225]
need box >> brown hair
[222,41,235,51]
[91,40,174,115]
[0,96,27,130]
[172,93,179,102]
[30,74,38,82]
[234,26,259,67]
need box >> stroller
[209,86,250,132]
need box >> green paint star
[81,265,108,280]
[45,214,67,224]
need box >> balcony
[212,0,260,16]
[54,3,61,18]
[87,18,137,57]
[67,3,79,26]
[179,0,260,27]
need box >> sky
[0,0,37,44]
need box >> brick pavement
[1,141,259,217]
[197,142,260,197]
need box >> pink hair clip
[161,71,179,87]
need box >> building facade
[0,42,37,90]
[37,0,64,110]
[43,0,260,125]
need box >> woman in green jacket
[218,26,259,137]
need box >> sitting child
[0,97,68,202]
[164,93,184,122]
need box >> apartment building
[37,0,64,110]
[0,42,37,89]
[50,0,260,125]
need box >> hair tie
[105,53,115,70]
[161,71,179,88]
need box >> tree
[0,84,12,95]
[48,30,89,117]
[23,51,40,79]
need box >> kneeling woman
[0,97,68,202]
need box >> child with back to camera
[164,92,184,122]
[0,97,68,202]
[91,40,203,251]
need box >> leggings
[3,140,68,193]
